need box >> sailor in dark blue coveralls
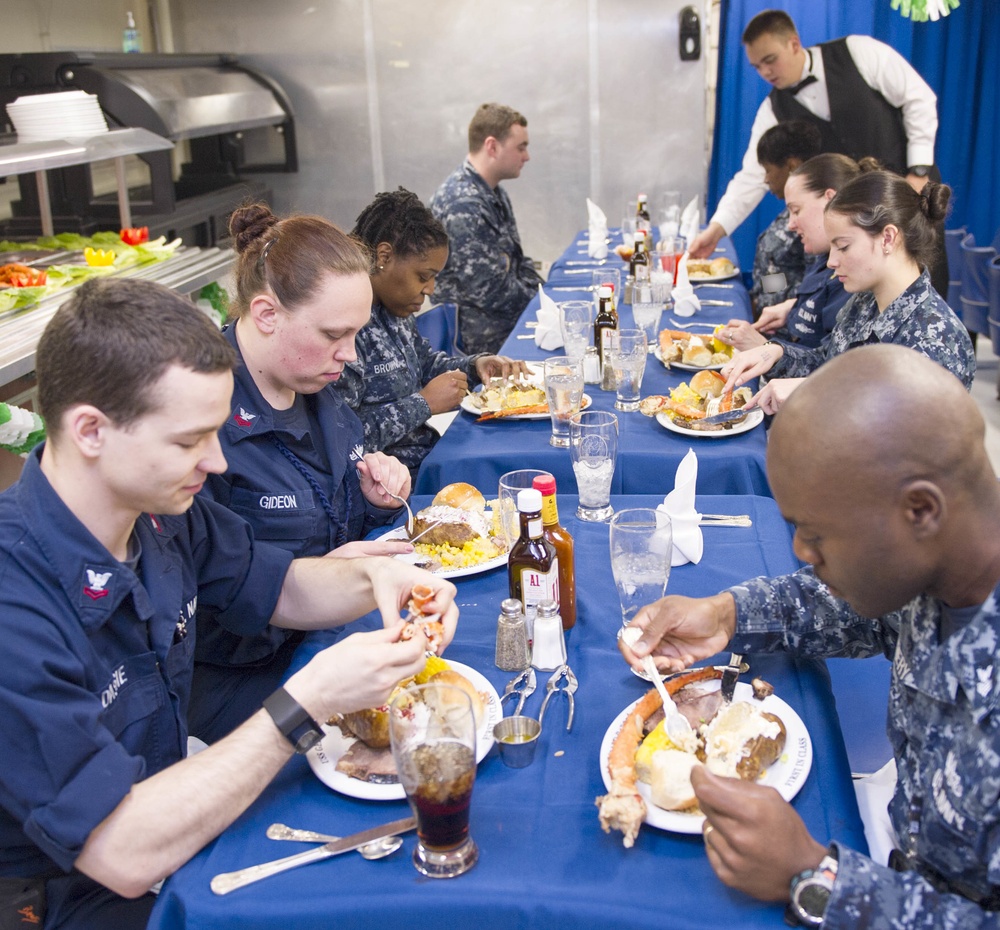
[190,204,416,745]
[337,188,526,479]
[0,277,457,930]
[720,154,859,355]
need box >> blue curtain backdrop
[710,1,1000,271]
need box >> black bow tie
[789,74,818,95]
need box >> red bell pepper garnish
[120,226,149,245]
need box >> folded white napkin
[657,448,703,566]
[535,286,564,350]
[587,198,609,259]
[853,760,898,868]
[679,195,701,244]
[672,253,701,318]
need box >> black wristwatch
[263,686,325,754]
[907,165,932,178]
[785,848,838,927]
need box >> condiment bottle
[531,600,567,671]
[593,284,618,389]
[495,598,530,671]
[532,474,576,630]
[507,488,559,642]
[636,193,654,254]
[630,231,650,286]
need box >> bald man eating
[622,344,1000,928]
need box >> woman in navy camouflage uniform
[748,120,821,314]
[338,188,525,478]
[721,171,974,415]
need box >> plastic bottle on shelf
[532,474,576,630]
[123,11,142,53]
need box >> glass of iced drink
[609,508,673,631]
[606,329,647,412]
[568,410,618,522]
[389,683,479,878]
[558,300,592,361]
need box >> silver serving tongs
[720,653,749,703]
[500,667,536,716]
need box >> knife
[211,816,416,894]
[697,407,758,426]
[719,653,747,703]
[698,299,734,307]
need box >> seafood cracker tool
[501,667,536,716]
[538,664,578,731]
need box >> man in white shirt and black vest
[690,9,947,298]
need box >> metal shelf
[0,127,174,234]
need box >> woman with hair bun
[189,202,414,743]
[338,187,524,477]
[720,152,865,352]
[721,172,974,415]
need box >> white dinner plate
[461,392,593,420]
[377,525,508,579]
[599,677,813,834]
[655,408,763,438]
[307,661,502,801]
[653,346,729,373]
[687,267,741,282]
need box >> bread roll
[426,669,486,729]
[682,343,713,367]
[689,369,725,398]
[649,749,702,811]
[433,482,485,512]
[709,257,735,277]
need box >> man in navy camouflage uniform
[430,103,543,354]
[624,344,1000,928]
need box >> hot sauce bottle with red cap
[532,474,576,630]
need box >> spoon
[266,823,404,860]
[620,628,695,746]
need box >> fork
[668,318,717,329]
[381,487,414,535]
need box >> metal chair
[414,302,461,355]
[944,226,966,312]
[959,233,995,336]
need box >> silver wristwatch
[786,850,838,927]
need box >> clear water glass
[609,508,673,630]
[558,300,593,362]
[543,356,585,447]
[606,329,647,412]
[498,469,553,549]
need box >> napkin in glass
[672,253,701,318]
[586,198,609,259]
[535,286,564,350]
[657,448,703,566]
[679,195,701,245]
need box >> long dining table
[414,231,772,499]
[148,492,867,930]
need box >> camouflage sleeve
[824,844,1000,930]
[728,568,898,659]
[882,306,976,390]
[443,199,540,316]
[768,336,830,379]
[353,392,433,455]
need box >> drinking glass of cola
[389,683,479,878]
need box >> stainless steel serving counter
[0,244,234,387]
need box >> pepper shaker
[495,598,530,671]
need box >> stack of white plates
[6,91,108,143]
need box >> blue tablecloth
[149,494,865,930]
[414,232,771,498]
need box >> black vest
[770,38,908,174]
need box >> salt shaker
[495,598,530,671]
[531,600,567,671]
[583,346,601,384]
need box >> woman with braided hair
[338,187,525,477]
